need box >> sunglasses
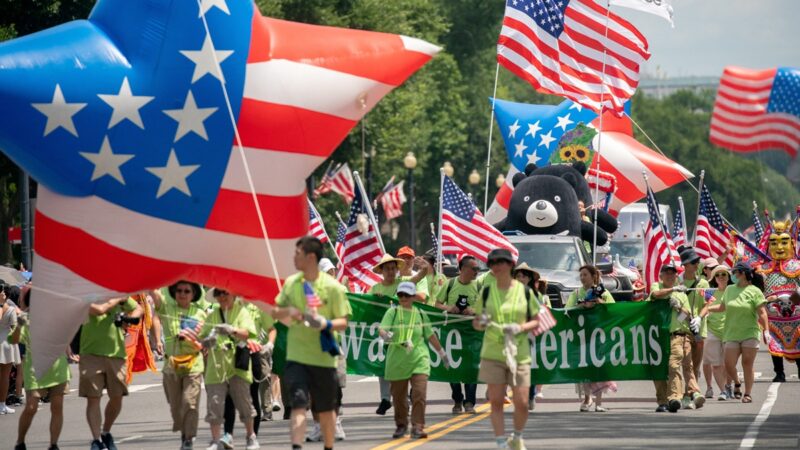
[213,290,229,297]
[397,293,414,298]
[714,273,729,278]
[175,289,193,294]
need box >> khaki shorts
[79,354,128,398]
[27,381,69,400]
[205,377,255,425]
[724,339,760,350]
[478,359,531,387]
[703,334,724,366]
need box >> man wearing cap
[678,246,708,408]
[435,255,480,414]
[396,246,430,303]
[649,264,699,413]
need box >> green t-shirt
[245,302,275,344]
[276,272,351,369]
[80,297,138,359]
[474,280,539,364]
[436,278,479,310]
[369,279,401,298]
[201,299,257,384]
[648,282,691,334]
[565,287,615,308]
[721,284,766,342]
[379,306,434,380]
[155,293,209,374]
[16,323,70,390]
[683,277,710,338]
[425,273,448,306]
[706,289,726,339]
[400,274,429,301]
[535,291,552,308]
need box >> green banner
[273,294,670,384]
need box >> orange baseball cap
[396,246,415,258]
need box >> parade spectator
[396,246,430,303]
[513,263,550,407]
[4,285,25,408]
[0,281,20,415]
[706,262,769,404]
[79,295,143,450]
[12,287,69,450]
[565,265,617,412]
[271,236,350,450]
[700,265,734,400]
[379,281,449,439]
[679,247,708,407]
[436,255,480,414]
[649,264,703,413]
[151,281,208,450]
[473,248,540,450]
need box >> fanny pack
[169,354,198,374]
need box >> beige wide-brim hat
[513,262,538,278]
[372,254,406,274]
[709,264,731,280]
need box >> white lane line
[739,382,781,449]
[356,376,379,383]
[117,435,143,443]
[127,383,161,393]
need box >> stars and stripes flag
[0,0,438,375]
[710,66,800,158]
[757,211,773,254]
[441,176,518,262]
[316,163,356,203]
[531,305,557,336]
[672,208,687,249]
[339,187,382,291]
[752,208,765,243]
[307,199,330,244]
[376,178,407,220]
[313,162,338,197]
[497,0,650,114]
[695,185,734,266]
[643,186,681,288]
[334,220,347,262]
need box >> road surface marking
[357,376,379,383]
[370,402,492,450]
[394,408,493,450]
[739,382,780,449]
[117,435,143,443]
[128,383,161,393]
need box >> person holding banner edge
[677,246,709,409]
[473,248,540,450]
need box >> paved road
[1,349,798,449]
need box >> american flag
[441,176,518,262]
[531,306,557,336]
[334,220,347,262]
[307,199,330,244]
[339,187,382,291]
[496,0,650,114]
[377,178,406,220]
[710,66,800,158]
[695,185,734,266]
[757,212,772,254]
[4,1,437,374]
[643,187,681,288]
[733,234,771,264]
[752,208,765,243]
[313,162,338,197]
[325,163,356,203]
[672,208,687,249]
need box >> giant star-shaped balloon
[0,0,438,376]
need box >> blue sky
[613,0,800,77]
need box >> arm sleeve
[435,281,448,304]
[379,308,395,332]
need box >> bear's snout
[525,200,558,228]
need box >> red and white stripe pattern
[327,163,356,203]
[339,188,383,292]
[307,199,330,244]
[644,187,681,289]
[497,0,650,114]
[694,185,734,266]
[531,307,557,336]
[379,180,406,220]
[710,67,800,158]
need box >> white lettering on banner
[558,329,574,369]
[630,325,648,365]
[648,326,663,366]
[446,328,463,369]
[576,315,589,368]
[541,331,558,370]
[610,328,628,366]
[367,322,385,362]
[590,328,607,366]
[340,321,369,359]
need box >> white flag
[610,0,674,27]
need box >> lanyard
[394,307,418,343]
[492,282,519,325]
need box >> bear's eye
[523,195,530,202]
[554,195,561,202]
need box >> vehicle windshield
[513,241,583,272]
[610,240,643,268]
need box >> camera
[114,312,141,327]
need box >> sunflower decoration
[550,123,597,165]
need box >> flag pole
[309,199,338,259]
[437,169,445,275]
[353,170,385,253]
[643,171,669,237]
[677,196,687,243]
[640,221,648,293]
[483,63,501,213]
[691,170,705,246]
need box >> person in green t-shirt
[11,287,70,450]
[79,295,142,450]
[379,281,448,440]
[648,263,700,414]
[473,249,540,450]
[677,246,709,409]
[699,265,734,400]
[435,255,480,414]
[420,254,448,306]
[396,246,430,302]
[706,262,769,404]
[199,289,259,450]
[150,281,207,449]
[271,236,351,450]
[513,262,552,409]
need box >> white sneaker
[245,434,260,450]
[306,422,321,442]
[0,403,15,414]
[219,433,234,450]
[534,392,544,400]
[335,417,346,441]
[508,437,528,450]
[206,441,222,450]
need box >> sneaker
[725,383,733,399]
[579,401,594,412]
[306,422,321,442]
[692,392,706,409]
[392,426,408,439]
[508,437,527,450]
[245,434,260,450]
[410,427,428,439]
[464,402,476,414]
[219,433,234,449]
[496,440,510,449]
[773,372,786,383]
[376,399,392,416]
[534,392,544,400]
[14,443,26,450]
[0,403,16,414]
[261,411,272,421]
[90,440,106,450]
[682,396,694,410]
[48,446,59,450]
[668,399,681,413]
[271,401,281,412]
[181,440,194,450]
[452,401,463,414]
[705,387,714,398]
[594,405,609,412]
[655,404,668,413]
[205,441,222,450]
[717,391,729,401]
[100,432,117,450]
[335,417,346,441]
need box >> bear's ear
[572,162,587,176]
[561,172,580,189]
[524,163,538,176]
[512,173,527,187]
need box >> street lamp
[496,173,506,188]
[404,152,417,250]
[442,161,454,178]
[469,169,481,203]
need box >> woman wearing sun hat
[513,262,550,407]
[699,265,734,400]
